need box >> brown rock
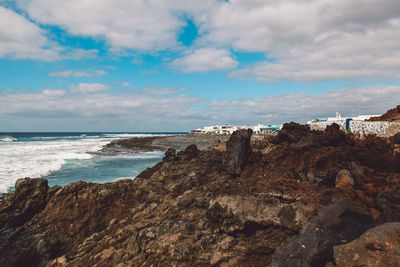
[210,251,223,265]
[2,110,400,267]
[335,170,354,190]
[223,129,253,176]
[334,222,400,267]
[367,105,400,121]
[0,178,59,229]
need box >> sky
[0,0,400,132]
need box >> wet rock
[334,222,400,267]
[223,129,253,176]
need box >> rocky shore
[1,121,400,266]
[102,134,230,153]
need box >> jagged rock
[333,222,400,267]
[223,129,253,176]
[335,170,354,190]
[390,132,400,144]
[367,105,400,121]
[1,115,400,266]
[163,148,177,162]
[0,178,59,229]
[269,202,372,267]
[177,144,199,161]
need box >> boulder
[0,178,58,229]
[269,202,372,267]
[223,129,253,176]
[334,222,400,267]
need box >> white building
[192,123,282,135]
[307,112,380,131]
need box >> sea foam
[0,134,168,193]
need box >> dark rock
[0,178,56,229]
[177,144,199,161]
[390,132,400,144]
[270,202,372,267]
[223,129,253,176]
[367,105,400,121]
[334,222,400,267]
[163,148,176,162]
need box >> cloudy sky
[1,0,399,131]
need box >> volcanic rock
[367,105,400,121]
[333,222,400,267]
[223,128,253,176]
[0,178,60,229]
[1,124,400,266]
[269,201,372,267]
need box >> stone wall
[349,121,400,138]
[309,121,400,138]
[308,120,346,131]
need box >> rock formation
[1,123,400,266]
[367,105,400,121]
[223,128,252,176]
[334,222,400,266]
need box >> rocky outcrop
[1,123,400,266]
[223,129,253,176]
[368,105,400,121]
[0,178,60,229]
[270,201,372,267]
[104,134,229,152]
[333,222,400,267]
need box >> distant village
[191,112,400,138]
[191,124,283,135]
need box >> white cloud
[0,85,399,131]
[49,70,107,77]
[41,89,65,97]
[5,0,400,80]
[18,0,216,51]
[198,0,400,81]
[0,6,97,61]
[204,86,400,125]
[171,48,238,72]
[70,83,111,94]
[142,87,187,95]
[0,6,60,61]
[0,85,202,131]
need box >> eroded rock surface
[334,222,400,267]
[223,129,253,176]
[1,123,400,266]
[368,105,400,122]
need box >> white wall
[309,121,400,137]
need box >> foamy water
[0,133,175,193]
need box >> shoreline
[102,133,230,152]
[1,119,399,266]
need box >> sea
[0,132,184,193]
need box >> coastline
[102,133,230,152]
[1,119,400,266]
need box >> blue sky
[0,0,400,131]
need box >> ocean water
[0,132,183,193]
